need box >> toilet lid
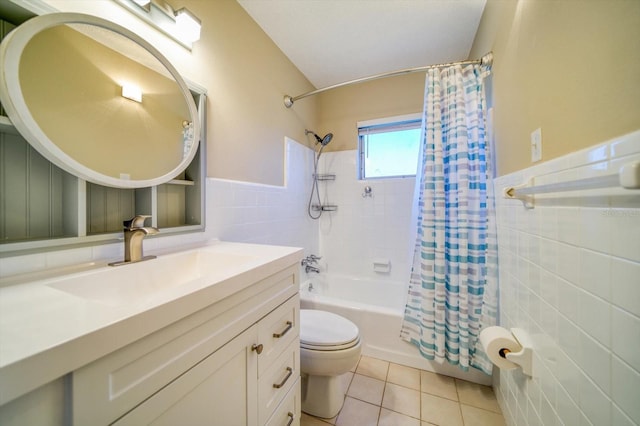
[300,309,360,350]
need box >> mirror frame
[0,12,200,188]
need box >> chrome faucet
[301,254,321,273]
[301,254,321,267]
[305,265,320,274]
[109,215,159,266]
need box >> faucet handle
[301,254,322,266]
[124,215,152,229]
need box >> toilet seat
[301,338,360,351]
[300,309,360,351]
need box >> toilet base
[301,373,345,419]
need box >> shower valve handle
[301,255,321,266]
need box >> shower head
[305,129,333,146]
[320,133,333,146]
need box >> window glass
[358,116,421,179]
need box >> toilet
[299,309,362,418]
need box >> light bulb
[174,8,201,43]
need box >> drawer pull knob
[252,343,264,354]
[286,412,294,426]
[273,321,293,338]
[273,367,293,389]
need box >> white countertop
[0,241,303,405]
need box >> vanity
[0,241,303,426]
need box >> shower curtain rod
[283,52,493,108]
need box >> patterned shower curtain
[400,63,498,374]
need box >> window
[358,114,421,179]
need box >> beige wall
[316,72,425,153]
[470,0,640,176]
[178,0,318,185]
[44,0,318,186]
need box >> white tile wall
[317,150,416,282]
[494,130,640,426]
[207,137,319,253]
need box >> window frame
[357,113,422,180]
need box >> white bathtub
[300,274,491,385]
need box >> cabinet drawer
[258,295,299,375]
[258,338,300,425]
[265,377,300,426]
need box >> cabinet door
[112,325,259,426]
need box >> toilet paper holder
[501,328,533,377]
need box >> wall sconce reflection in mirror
[113,0,202,49]
[121,83,142,103]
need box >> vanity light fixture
[174,7,201,43]
[113,0,202,49]
[122,83,143,103]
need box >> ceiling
[237,0,487,89]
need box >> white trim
[357,112,422,129]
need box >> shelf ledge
[167,179,195,186]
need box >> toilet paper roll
[479,326,522,370]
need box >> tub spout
[305,265,320,274]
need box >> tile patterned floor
[301,356,506,426]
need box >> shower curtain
[400,63,498,374]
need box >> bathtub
[300,274,491,385]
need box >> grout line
[459,402,504,416]
[419,372,423,423]
[380,379,388,415]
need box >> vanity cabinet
[71,265,301,426]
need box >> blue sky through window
[362,127,421,179]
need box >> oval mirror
[0,12,200,188]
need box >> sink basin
[47,248,257,307]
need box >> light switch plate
[531,128,542,162]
